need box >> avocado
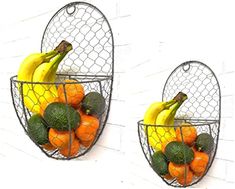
[165,141,194,164]
[195,133,214,153]
[81,92,105,116]
[152,151,169,176]
[27,114,49,145]
[44,102,80,131]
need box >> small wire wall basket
[10,2,114,160]
[138,61,221,187]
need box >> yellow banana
[155,92,188,151]
[17,40,72,113]
[17,50,58,113]
[32,44,72,104]
[143,100,175,151]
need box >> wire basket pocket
[138,61,221,187]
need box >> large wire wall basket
[10,2,114,160]
[138,61,221,187]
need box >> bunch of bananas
[143,92,187,152]
[17,40,73,113]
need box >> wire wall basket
[10,2,114,160]
[138,61,221,187]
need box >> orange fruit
[39,97,58,117]
[190,151,209,173]
[41,142,57,151]
[75,114,99,141]
[194,171,204,177]
[168,162,189,178]
[58,79,85,108]
[48,128,75,149]
[59,138,80,158]
[176,123,197,145]
[177,170,193,186]
[80,137,95,148]
[163,173,174,180]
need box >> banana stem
[43,50,59,62]
[165,99,177,109]
[54,40,73,54]
[173,92,188,103]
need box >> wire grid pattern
[162,61,220,120]
[137,61,221,187]
[41,2,113,76]
[138,119,219,187]
[10,74,112,159]
[10,2,114,159]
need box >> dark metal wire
[137,61,221,187]
[10,1,114,160]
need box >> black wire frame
[137,61,221,187]
[10,1,114,160]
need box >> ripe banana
[17,51,58,113]
[17,40,72,113]
[32,44,72,104]
[143,99,176,151]
[154,93,188,151]
[143,92,188,152]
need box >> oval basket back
[41,2,114,152]
[162,61,221,186]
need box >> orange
[194,171,204,177]
[48,128,75,149]
[75,114,99,141]
[41,142,57,151]
[59,138,80,158]
[177,170,193,186]
[39,97,59,117]
[190,151,209,173]
[58,79,85,108]
[163,173,174,180]
[176,123,197,145]
[80,137,95,148]
[168,162,189,178]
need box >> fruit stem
[165,99,177,109]
[54,40,73,54]
[43,50,59,62]
[173,92,188,104]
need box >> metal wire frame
[10,74,112,160]
[10,1,114,160]
[137,61,221,187]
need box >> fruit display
[141,92,216,186]
[138,61,220,187]
[13,40,107,159]
[10,2,114,160]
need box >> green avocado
[165,141,194,164]
[81,92,105,116]
[28,114,49,145]
[195,133,214,153]
[152,151,169,176]
[44,102,80,131]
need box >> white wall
[0,0,234,189]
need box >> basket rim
[138,118,219,127]
[10,74,112,84]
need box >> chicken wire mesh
[10,2,114,160]
[138,61,221,187]
[41,2,113,76]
